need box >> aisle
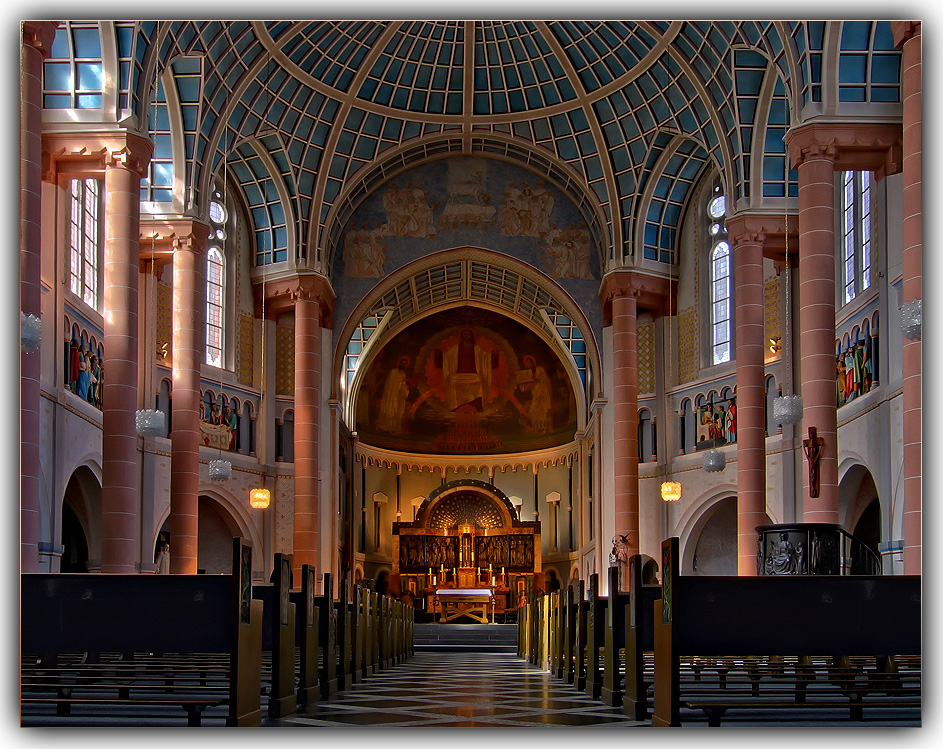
[269,651,647,727]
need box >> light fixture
[703,449,726,472]
[21,312,41,353]
[249,487,271,509]
[209,459,232,482]
[768,336,782,353]
[135,408,166,438]
[772,394,804,426]
[661,481,682,502]
[901,299,921,341]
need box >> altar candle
[491,576,496,586]
[501,567,505,575]
[477,566,480,576]
[433,576,437,586]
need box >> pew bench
[21,538,263,727]
[652,538,921,727]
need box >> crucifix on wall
[803,426,826,498]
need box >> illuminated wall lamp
[660,481,682,502]
[249,487,271,509]
[768,336,782,353]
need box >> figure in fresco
[69,338,80,393]
[200,400,233,450]
[499,182,553,237]
[440,329,497,412]
[438,161,495,230]
[516,355,553,434]
[843,347,857,402]
[75,346,91,401]
[88,355,102,408]
[224,405,238,450]
[837,356,847,405]
[540,223,592,279]
[376,356,412,434]
[382,182,437,237]
[725,400,737,443]
[343,222,387,277]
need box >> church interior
[19,19,922,727]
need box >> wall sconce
[768,336,782,353]
[249,487,271,509]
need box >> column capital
[891,21,920,47]
[42,131,153,183]
[257,271,336,327]
[785,122,902,179]
[22,21,59,57]
[599,269,674,326]
[139,218,212,272]
[726,213,799,268]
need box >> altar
[434,588,494,624]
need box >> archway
[689,496,738,576]
[197,495,243,574]
[61,466,100,572]
[394,479,540,620]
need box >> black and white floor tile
[269,651,647,728]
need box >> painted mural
[836,331,876,407]
[334,157,603,353]
[355,307,577,454]
[696,397,737,450]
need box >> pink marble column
[728,219,768,574]
[293,290,322,581]
[793,145,839,522]
[20,22,57,572]
[161,224,209,574]
[894,22,922,574]
[100,137,152,573]
[609,284,640,557]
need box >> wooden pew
[350,583,363,684]
[601,565,630,706]
[652,537,921,727]
[366,590,378,675]
[317,573,337,699]
[584,573,606,699]
[573,579,587,690]
[289,564,319,706]
[562,584,577,684]
[21,537,263,726]
[252,552,297,718]
[623,555,661,720]
[335,577,351,691]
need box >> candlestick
[491,576,496,586]
[433,576,437,586]
[477,566,480,576]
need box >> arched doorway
[197,495,243,574]
[61,466,100,573]
[60,503,88,573]
[689,496,738,576]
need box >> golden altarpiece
[392,480,540,621]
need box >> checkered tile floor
[269,651,647,727]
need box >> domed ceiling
[104,20,901,279]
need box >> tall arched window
[841,170,873,304]
[205,245,224,368]
[707,186,731,365]
[205,195,228,368]
[68,178,102,311]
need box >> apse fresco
[355,307,577,454]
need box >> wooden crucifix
[802,426,826,498]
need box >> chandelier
[208,459,232,482]
[661,481,682,502]
[135,408,166,438]
[901,299,921,341]
[772,394,804,426]
[249,487,271,509]
[21,312,41,353]
[702,449,726,473]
